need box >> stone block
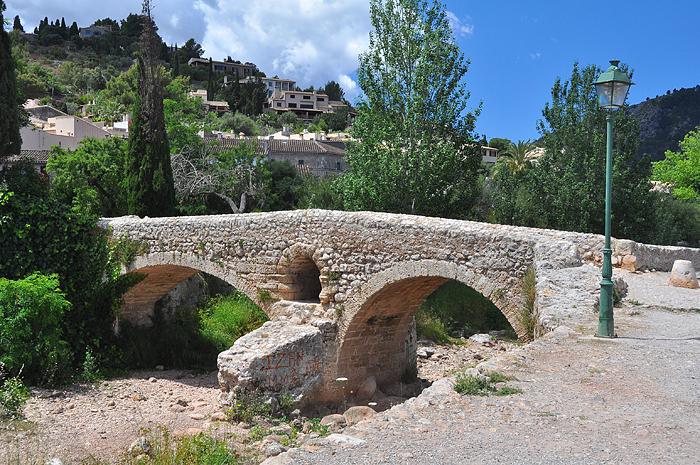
[218,321,327,406]
[669,260,699,289]
[343,406,376,425]
[621,255,638,272]
[615,239,636,256]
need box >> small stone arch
[333,260,523,393]
[120,252,261,322]
[276,244,324,303]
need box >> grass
[517,266,537,342]
[454,370,522,397]
[415,280,517,344]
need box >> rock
[189,413,205,420]
[621,255,638,272]
[210,411,226,421]
[260,452,296,465]
[155,365,164,371]
[170,405,186,413]
[149,377,157,383]
[132,394,146,402]
[326,433,367,446]
[129,437,152,456]
[615,239,636,256]
[265,443,284,457]
[320,414,346,427]
[218,322,328,408]
[343,406,376,425]
[356,375,377,401]
[469,334,492,345]
[416,348,428,358]
[302,421,314,433]
[176,399,188,406]
[669,260,699,289]
[46,459,63,465]
[186,428,203,435]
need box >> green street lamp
[593,60,634,338]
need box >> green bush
[0,273,72,385]
[200,291,269,352]
[0,363,29,419]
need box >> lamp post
[593,60,634,338]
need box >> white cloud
[530,53,541,60]
[195,0,370,101]
[5,0,370,100]
[446,11,474,37]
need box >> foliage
[297,175,345,210]
[415,310,451,344]
[163,75,206,152]
[219,75,267,117]
[342,0,482,218]
[454,371,521,396]
[416,280,514,340]
[101,64,139,110]
[0,363,29,419]
[493,61,657,244]
[126,2,176,218]
[260,160,304,211]
[518,267,537,341]
[47,137,129,217]
[172,141,266,214]
[652,126,700,202]
[120,426,240,465]
[321,80,345,102]
[199,291,269,352]
[500,139,536,173]
[0,165,141,384]
[0,273,72,385]
[226,391,273,424]
[650,193,700,245]
[217,112,257,136]
[116,290,268,371]
[488,137,511,153]
[0,0,23,159]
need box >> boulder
[217,321,330,407]
[669,260,699,289]
[468,333,492,345]
[343,405,376,425]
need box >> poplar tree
[0,0,22,159]
[342,0,482,218]
[126,0,176,217]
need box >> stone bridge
[99,210,700,406]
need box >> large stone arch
[333,260,523,393]
[120,252,261,323]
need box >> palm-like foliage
[503,139,536,172]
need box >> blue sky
[6,0,699,142]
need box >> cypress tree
[172,43,179,77]
[60,17,67,38]
[13,15,23,32]
[69,21,79,38]
[0,1,23,159]
[126,0,176,217]
[207,56,213,101]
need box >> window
[317,97,325,102]
[289,94,295,98]
[298,160,304,166]
[336,161,342,170]
[85,31,90,35]
[300,104,313,109]
[94,32,101,36]
[276,102,282,107]
[302,95,311,100]
[288,103,297,108]
[215,65,225,71]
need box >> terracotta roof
[202,137,347,157]
[3,150,52,163]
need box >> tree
[0,0,23,159]
[69,21,79,38]
[501,139,535,173]
[47,137,129,217]
[493,61,656,243]
[342,0,482,218]
[321,80,344,102]
[652,127,700,202]
[172,141,266,214]
[487,137,511,153]
[180,38,204,62]
[12,15,22,32]
[126,0,176,217]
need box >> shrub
[454,373,491,396]
[200,291,269,352]
[518,267,537,341]
[0,363,29,419]
[0,273,72,385]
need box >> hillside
[628,85,700,161]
